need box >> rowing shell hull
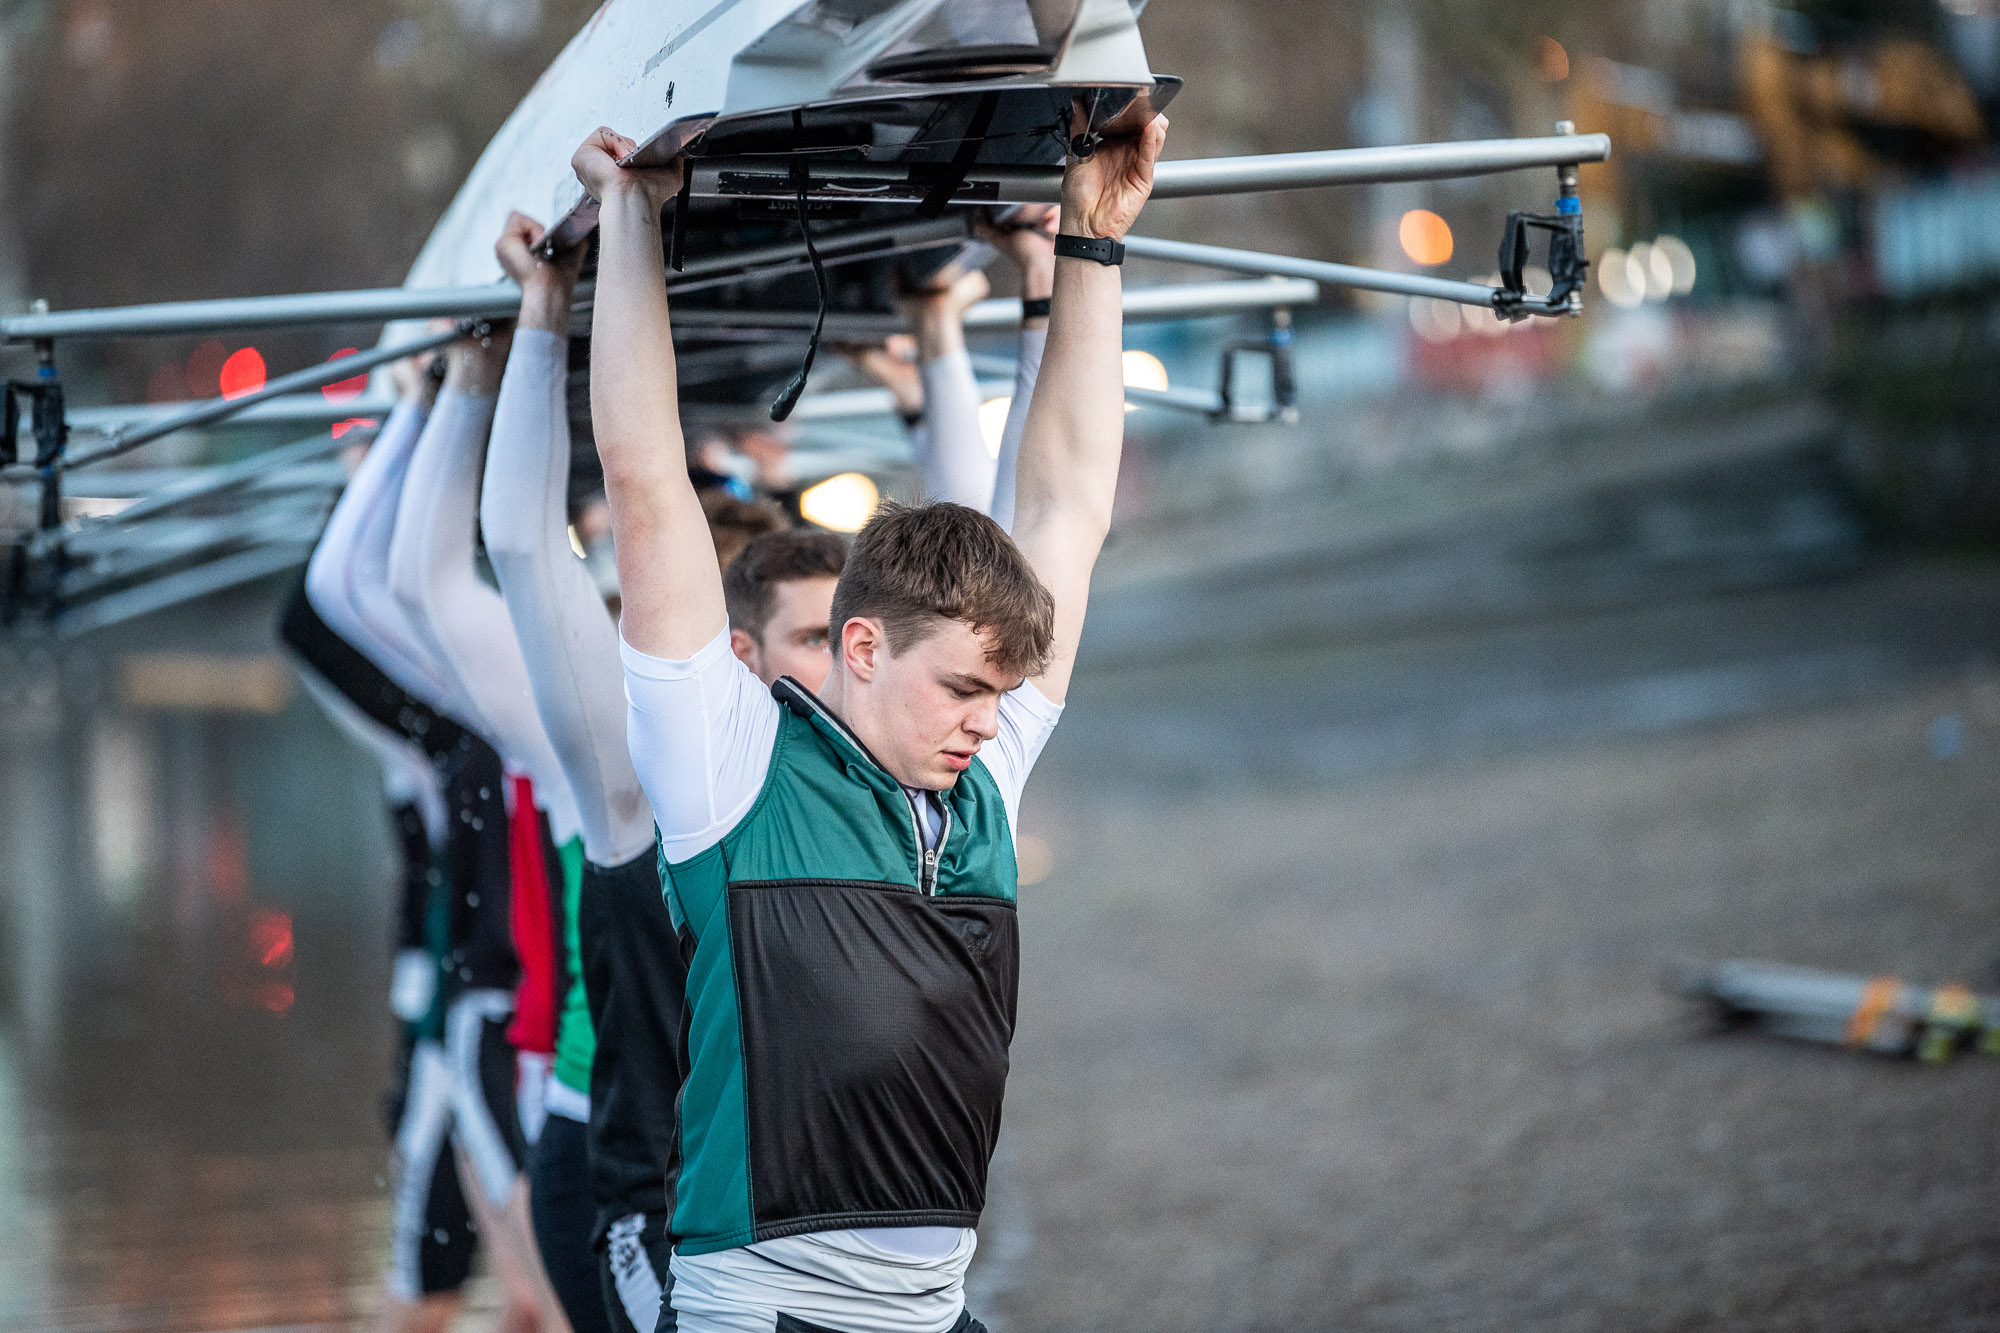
[403,0,1159,292]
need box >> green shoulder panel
[720,708,920,888]
[660,839,755,1251]
[938,756,1017,903]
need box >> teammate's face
[850,617,1022,791]
[738,576,838,689]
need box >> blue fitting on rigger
[1556,196,1582,215]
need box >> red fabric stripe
[506,774,559,1055]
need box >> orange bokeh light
[1537,36,1570,82]
[321,349,368,403]
[1399,210,1454,267]
[219,346,267,400]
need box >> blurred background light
[320,350,368,402]
[1399,209,1455,266]
[799,471,880,533]
[1629,242,1673,301]
[218,347,266,400]
[1121,349,1170,413]
[1597,247,1645,309]
[978,395,1011,458]
[1654,234,1698,295]
[1408,296,1461,342]
[1536,36,1570,82]
[1463,275,1509,335]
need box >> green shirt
[551,836,594,1094]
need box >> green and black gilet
[661,677,1022,1256]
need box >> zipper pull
[922,847,939,895]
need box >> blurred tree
[2,0,596,392]
[6,0,600,304]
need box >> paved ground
[977,672,2000,1331]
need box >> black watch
[1020,297,1052,319]
[1054,233,1125,266]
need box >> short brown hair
[829,501,1054,678]
[725,528,850,643]
[700,490,789,571]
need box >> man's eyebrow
[944,671,1004,692]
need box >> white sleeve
[975,679,1063,838]
[305,399,461,710]
[482,329,655,867]
[388,388,583,843]
[989,325,1046,533]
[622,625,782,864]
[912,348,995,510]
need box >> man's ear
[729,627,760,672]
[841,616,884,683]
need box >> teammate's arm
[906,268,994,509]
[482,212,655,867]
[1010,110,1167,703]
[386,332,584,837]
[384,338,504,735]
[982,206,1058,531]
[570,129,720,660]
[305,378,459,705]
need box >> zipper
[904,790,953,897]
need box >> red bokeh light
[219,347,267,400]
[321,349,368,403]
[332,417,378,440]
[249,908,294,969]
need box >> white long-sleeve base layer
[481,329,654,867]
[305,399,471,718]
[623,627,1062,1333]
[989,326,1046,534]
[910,348,993,510]
[389,387,582,844]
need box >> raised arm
[571,129,720,660]
[907,268,995,509]
[481,213,656,868]
[387,335,583,842]
[982,207,1059,531]
[305,381,463,710]
[1010,110,1167,703]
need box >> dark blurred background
[3,1,2000,1329]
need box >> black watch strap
[1054,233,1125,266]
[1020,297,1052,319]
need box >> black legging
[530,1113,614,1333]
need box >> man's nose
[966,701,1001,742]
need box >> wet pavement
[4,513,2000,1329]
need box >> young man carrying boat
[573,103,1168,1333]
